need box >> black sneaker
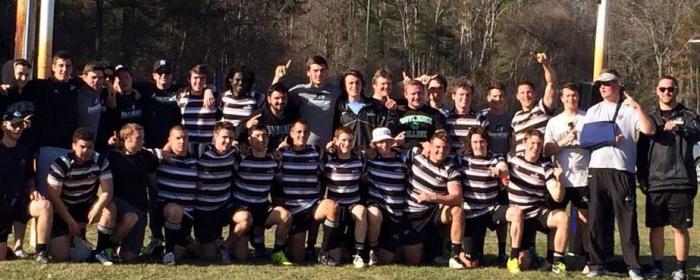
[497,254,508,267]
[318,252,339,266]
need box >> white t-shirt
[544,111,590,187]
[582,101,641,173]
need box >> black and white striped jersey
[47,152,112,205]
[277,145,322,214]
[507,155,556,218]
[233,153,278,207]
[406,148,461,213]
[445,110,486,154]
[196,145,236,211]
[322,152,363,207]
[178,91,218,144]
[511,99,553,156]
[460,154,506,219]
[219,91,257,127]
[365,152,408,222]
[156,154,199,213]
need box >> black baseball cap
[114,64,132,76]
[3,101,34,124]
[153,59,172,73]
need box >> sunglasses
[599,81,618,86]
[658,87,676,93]
[2,111,22,121]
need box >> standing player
[402,132,466,268]
[511,53,557,156]
[156,125,199,265]
[275,120,341,265]
[322,127,368,267]
[364,127,407,265]
[459,127,525,273]
[234,125,292,265]
[397,80,446,149]
[426,75,451,116]
[445,80,485,156]
[194,122,251,262]
[274,56,341,146]
[143,59,182,149]
[105,123,159,262]
[637,75,699,280]
[0,110,53,263]
[46,127,117,265]
[507,130,568,273]
[236,83,300,151]
[178,65,218,145]
[220,66,258,127]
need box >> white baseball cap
[371,127,394,143]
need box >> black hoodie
[234,102,300,151]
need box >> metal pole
[14,0,38,61]
[592,0,609,80]
[36,0,55,79]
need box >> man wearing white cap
[581,69,654,279]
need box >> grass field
[1,190,698,280]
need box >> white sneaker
[94,249,114,266]
[13,249,27,259]
[368,250,378,266]
[582,264,590,275]
[352,254,366,268]
[220,247,232,264]
[628,269,644,280]
[448,256,465,269]
[163,252,176,265]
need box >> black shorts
[402,205,444,246]
[646,190,695,229]
[238,203,273,227]
[463,205,509,260]
[114,198,147,255]
[11,196,30,224]
[549,187,590,210]
[51,202,92,238]
[337,204,365,250]
[366,202,401,253]
[0,208,11,243]
[290,203,320,235]
[194,204,235,243]
[521,207,552,249]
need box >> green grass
[1,190,698,279]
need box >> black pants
[588,168,640,269]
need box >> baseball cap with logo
[153,59,172,73]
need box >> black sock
[369,241,378,251]
[553,252,565,264]
[321,219,340,252]
[96,225,114,252]
[510,247,520,259]
[654,260,663,270]
[677,260,686,272]
[450,242,462,256]
[355,242,366,256]
[36,243,48,253]
[253,236,265,250]
[273,240,286,253]
[164,221,181,253]
[547,249,554,263]
[498,241,506,256]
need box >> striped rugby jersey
[460,154,506,219]
[406,148,461,213]
[196,145,237,211]
[322,152,364,206]
[47,152,112,205]
[178,90,218,144]
[219,91,257,127]
[445,110,486,154]
[365,151,408,222]
[233,153,278,207]
[277,145,322,214]
[156,153,199,213]
[511,99,554,156]
[507,155,556,218]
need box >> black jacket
[637,103,700,193]
[334,97,397,149]
[234,103,300,151]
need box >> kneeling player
[234,125,292,265]
[322,127,367,267]
[403,132,467,268]
[364,127,407,265]
[46,127,117,265]
[0,114,53,263]
[275,120,341,265]
[507,130,568,273]
[459,128,524,272]
[156,125,199,265]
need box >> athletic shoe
[507,258,521,274]
[448,256,465,269]
[318,252,339,267]
[271,251,292,266]
[141,238,162,256]
[254,245,268,258]
[552,261,567,274]
[35,251,49,264]
[497,254,508,267]
[582,264,590,275]
[670,269,687,280]
[647,267,663,279]
[163,252,176,265]
[353,254,367,268]
[305,248,317,262]
[368,250,378,266]
[13,249,27,259]
[220,247,232,264]
[628,268,644,280]
[95,249,114,266]
[586,265,604,277]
